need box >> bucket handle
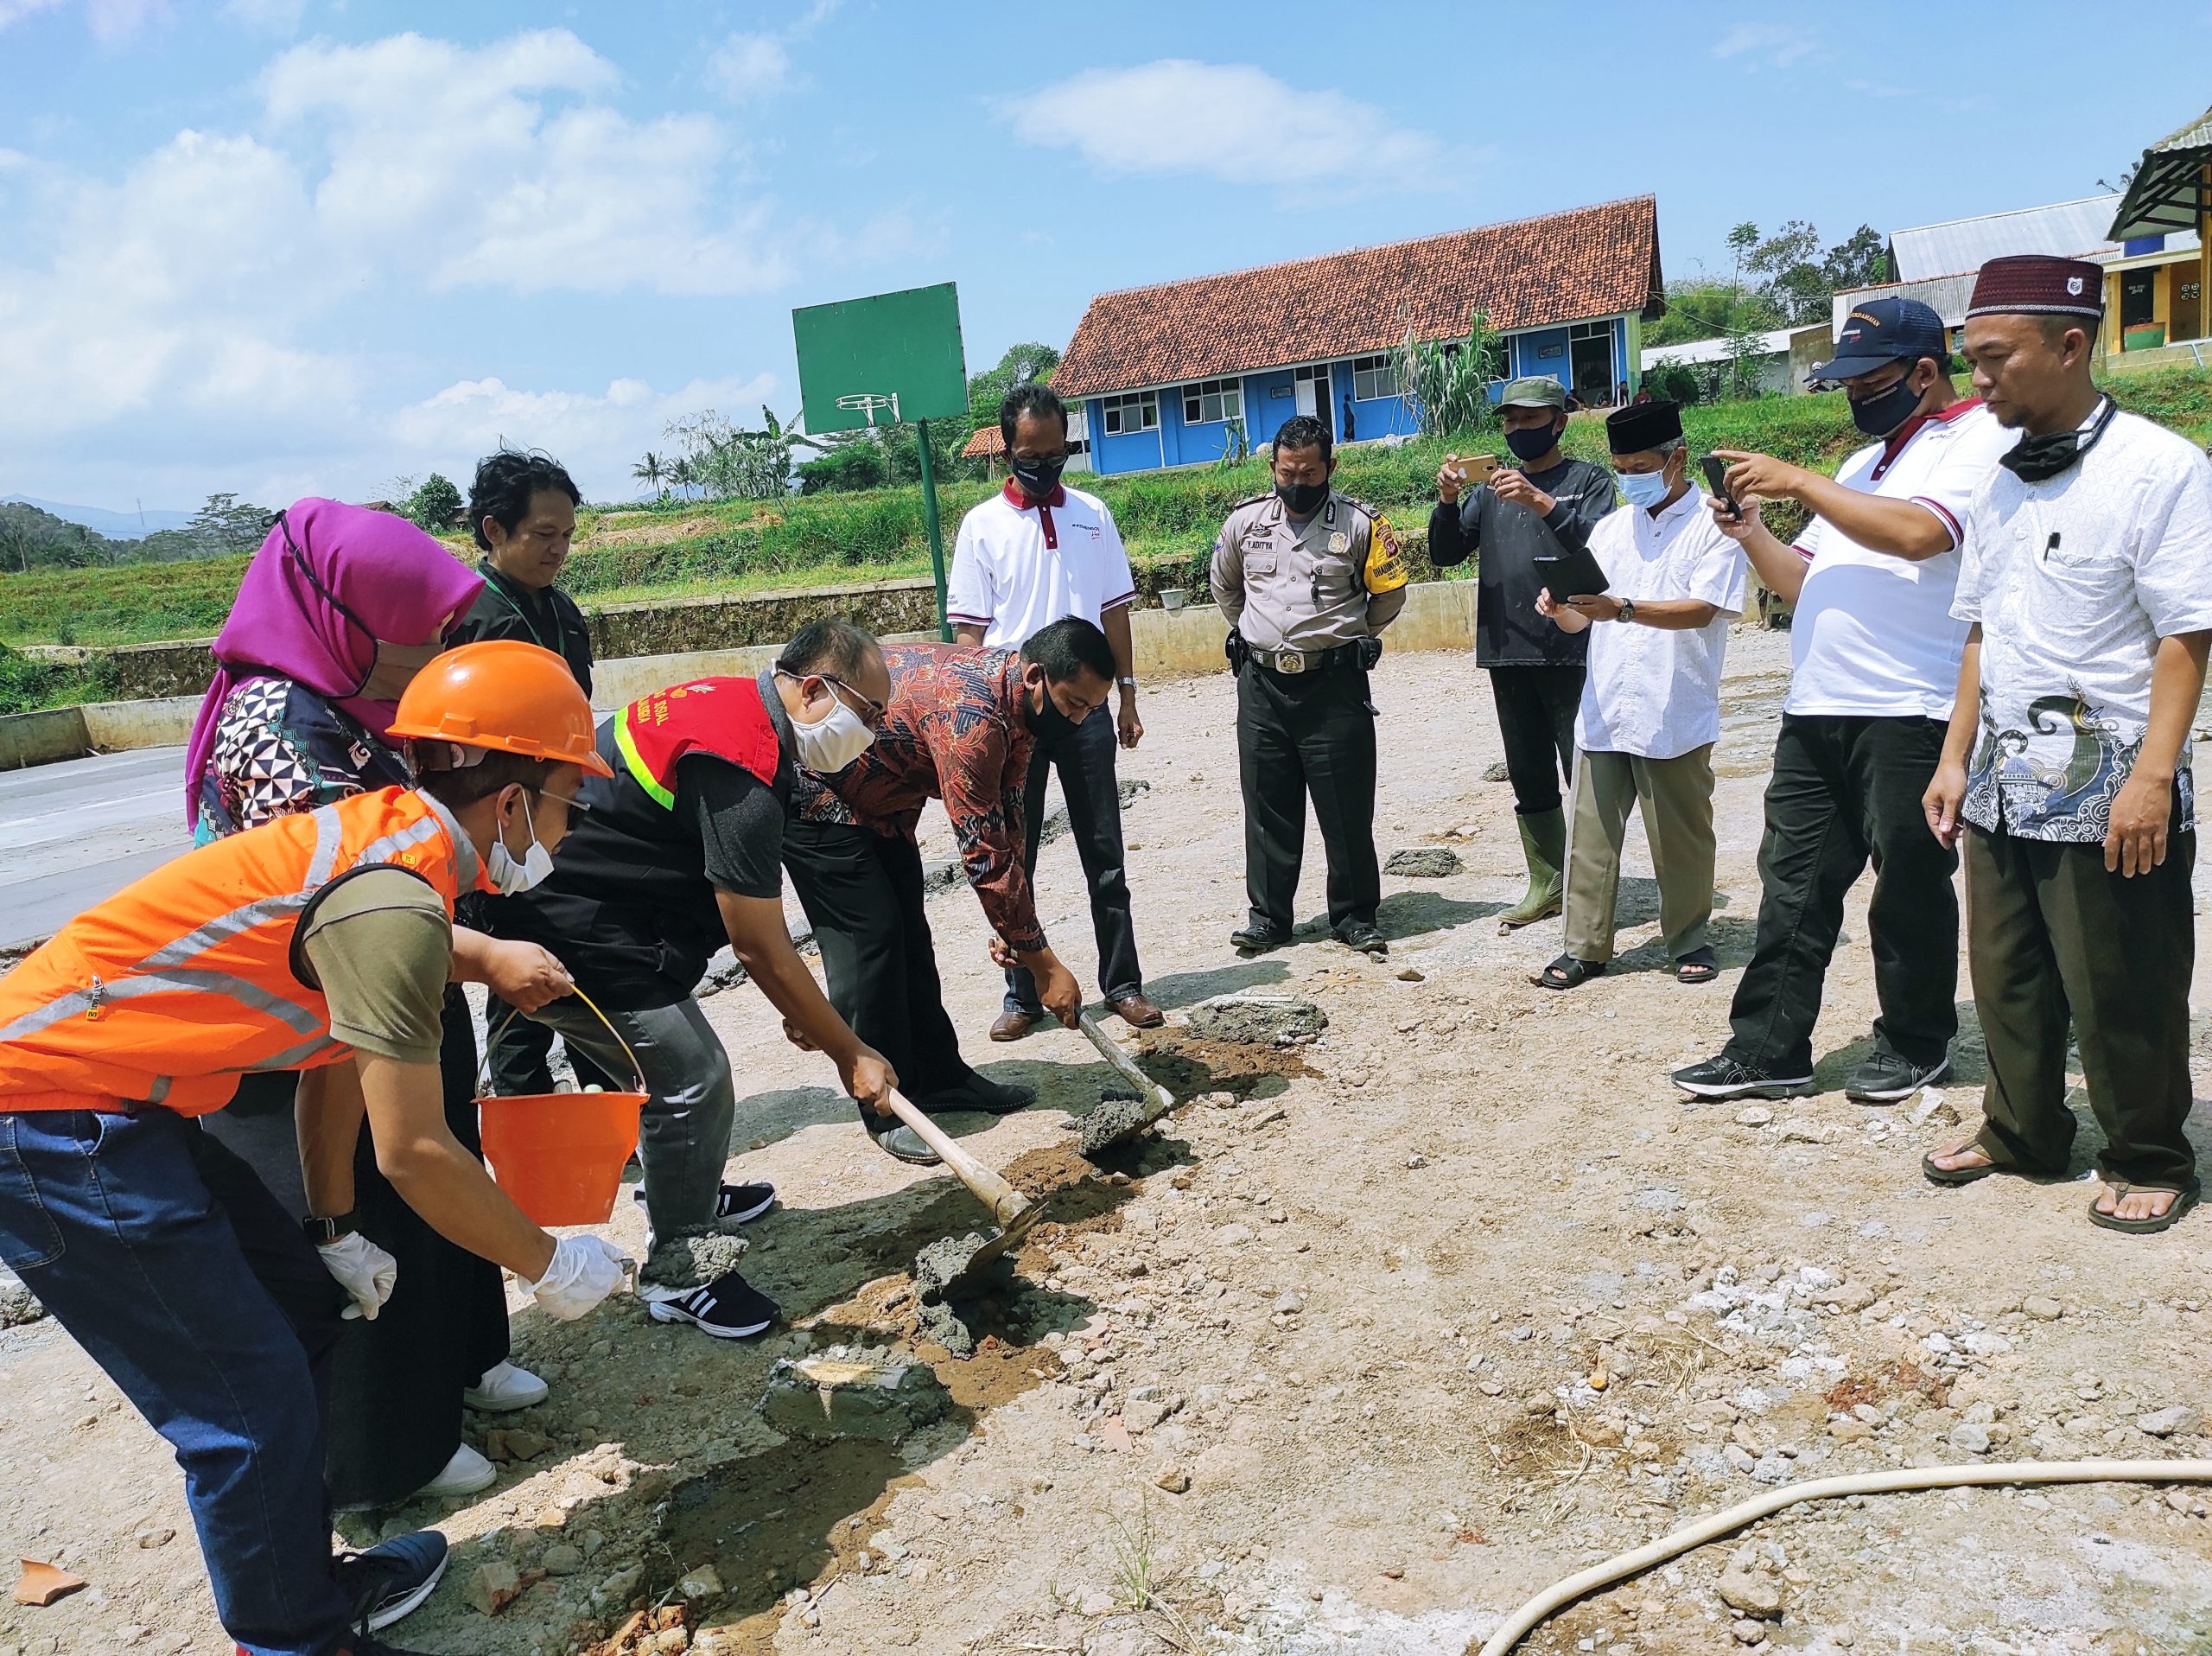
[477,982,646,1097]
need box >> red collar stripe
[1001,478,1064,548]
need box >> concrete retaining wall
[5,578,1492,767]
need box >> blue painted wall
[1246,368,1299,447]
[1086,395,1167,475]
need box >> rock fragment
[1384,848,1463,878]
[1184,994,1327,1045]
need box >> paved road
[0,746,193,950]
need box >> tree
[632,452,667,500]
[184,493,274,557]
[1648,277,1784,347]
[669,455,697,499]
[1726,221,1760,284]
[404,473,462,532]
[1392,307,1509,439]
[1820,225,1888,291]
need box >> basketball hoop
[835,392,901,427]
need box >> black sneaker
[1230,922,1287,954]
[917,1074,1036,1116]
[1669,1054,1815,1100]
[646,1269,781,1339]
[1335,920,1389,957]
[334,1529,448,1634]
[1844,1051,1950,1105]
[634,1181,777,1224]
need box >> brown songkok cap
[1967,254,2105,321]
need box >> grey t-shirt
[1428,457,1617,668]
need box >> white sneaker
[462,1360,549,1413]
[414,1443,496,1500]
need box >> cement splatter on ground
[640,1224,752,1290]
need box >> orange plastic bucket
[478,1088,646,1226]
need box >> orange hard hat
[387,640,613,776]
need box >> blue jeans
[0,1108,353,1656]
[1006,705,1143,1013]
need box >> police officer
[1212,413,1409,957]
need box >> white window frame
[1351,353,1398,403]
[1100,391,1159,436]
[1180,378,1243,426]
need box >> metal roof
[2109,106,2212,240]
[1643,327,1796,370]
[1888,196,2121,283]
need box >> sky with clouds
[1,0,2204,515]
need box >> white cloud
[709,32,791,100]
[1000,61,1456,190]
[391,373,780,499]
[259,29,789,296]
[1712,23,1819,68]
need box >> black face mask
[1275,478,1329,517]
[1010,454,1066,501]
[1847,373,1923,437]
[1024,674,1070,734]
[1505,423,1561,464]
[2000,397,2117,484]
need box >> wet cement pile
[641,1221,752,1290]
[912,1232,1002,1357]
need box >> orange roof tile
[962,424,1005,458]
[1054,197,1662,400]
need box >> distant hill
[1,495,193,540]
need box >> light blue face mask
[1616,467,1672,509]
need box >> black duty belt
[1249,643,1358,676]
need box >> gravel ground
[4,628,2212,1656]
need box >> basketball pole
[915,417,951,641]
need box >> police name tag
[1328,532,1349,554]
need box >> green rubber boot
[1497,806,1567,933]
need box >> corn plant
[1392,307,1509,440]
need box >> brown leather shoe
[1108,992,1165,1029]
[989,1008,1044,1042]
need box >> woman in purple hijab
[193,499,550,1513]
[186,498,486,838]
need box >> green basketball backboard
[793,282,969,436]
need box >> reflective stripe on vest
[614,678,781,812]
[0,788,469,1113]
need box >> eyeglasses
[776,667,887,726]
[536,787,592,816]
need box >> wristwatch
[302,1212,357,1245]
[1616,597,1638,625]
[1117,676,1138,691]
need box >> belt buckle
[1278,651,1306,675]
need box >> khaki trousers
[1562,744,1718,963]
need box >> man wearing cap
[1529,400,1745,992]
[1923,256,2212,1232]
[1430,377,1619,933]
[1669,297,2014,1107]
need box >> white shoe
[462,1360,549,1413]
[414,1443,496,1500]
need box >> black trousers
[1723,713,1958,1075]
[1488,665,1583,817]
[1006,703,1143,1012]
[1967,820,2196,1190]
[783,818,973,1112]
[1236,660,1379,934]
[202,989,510,1508]
[484,993,616,1096]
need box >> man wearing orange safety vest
[0,641,629,1656]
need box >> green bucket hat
[1499,376,1567,411]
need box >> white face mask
[486,790,555,895]
[785,676,877,774]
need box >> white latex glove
[524,1234,630,1322]
[316,1232,398,1322]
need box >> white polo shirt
[1577,486,1747,759]
[1785,399,2015,720]
[947,481,1137,650]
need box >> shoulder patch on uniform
[1230,493,1274,510]
[1363,515,1408,595]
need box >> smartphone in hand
[1447,454,1499,488]
[1701,455,1742,520]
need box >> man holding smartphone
[1669,297,2012,1105]
[1429,377,1618,933]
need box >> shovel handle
[881,1090,1032,1228]
[1077,1010,1174,1111]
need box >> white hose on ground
[1477,1457,2212,1656]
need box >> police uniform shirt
[1210,492,1408,652]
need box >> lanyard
[480,564,555,651]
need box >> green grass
[7,370,2209,661]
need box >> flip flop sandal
[1530,954,1606,991]
[1922,1145,2009,1186]
[1675,947,1719,984]
[2088,1181,2201,1235]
